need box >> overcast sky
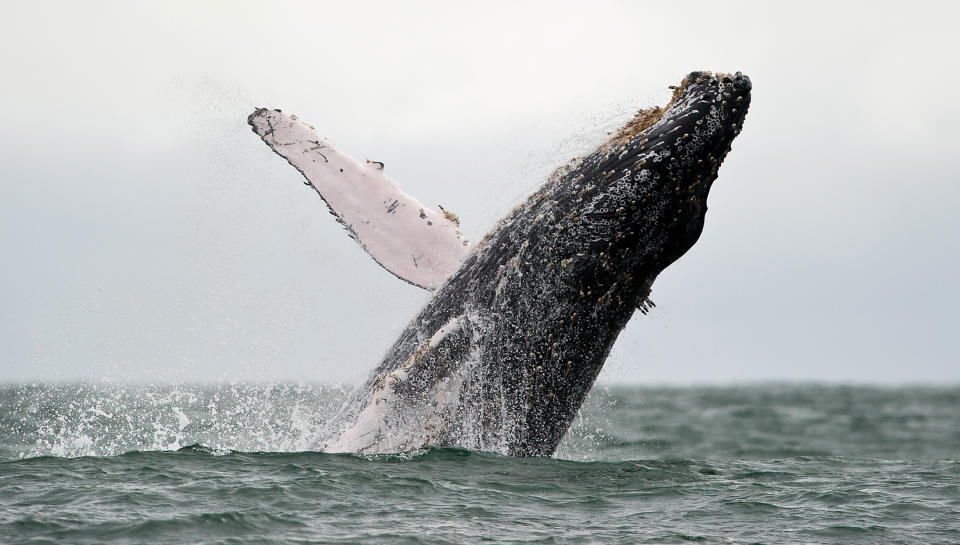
[1,1,957,384]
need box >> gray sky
[1,1,958,384]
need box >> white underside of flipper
[248,108,471,290]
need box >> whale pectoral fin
[248,108,471,291]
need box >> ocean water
[1,384,958,544]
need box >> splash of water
[0,383,350,459]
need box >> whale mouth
[605,71,752,149]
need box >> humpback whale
[248,71,752,456]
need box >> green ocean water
[1,384,958,544]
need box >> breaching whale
[248,71,752,456]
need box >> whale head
[586,71,753,280]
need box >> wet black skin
[325,72,752,456]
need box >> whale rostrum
[248,71,752,456]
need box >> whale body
[248,71,752,456]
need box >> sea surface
[1,383,958,544]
